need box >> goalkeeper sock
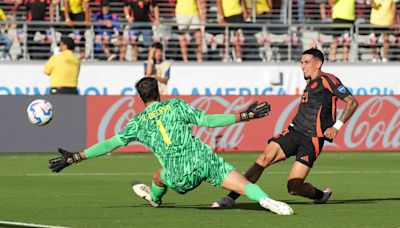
[228,163,265,200]
[244,183,270,202]
[151,181,167,204]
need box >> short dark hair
[101,0,110,7]
[60,36,75,50]
[302,48,324,64]
[135,77,160,103]
[151,42,163,50]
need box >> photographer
[144,42,171,95]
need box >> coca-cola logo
[191,96,253,150]
[96,96,255,150]
[344,96,399,149]
[97,96,144,147]
[91,96,400,152]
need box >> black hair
[101,0,110,7]
[135,77,160,103]
[60,36,75,50]
[302,48,324,64]
[151,42,163,50]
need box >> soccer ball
[27,99,54,126]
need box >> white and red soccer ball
[27,99,54,126]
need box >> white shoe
[210,196,235,208]
[382,58,388,63]
[259,197,293,215]
[132,181,160,207]
[313,188,333,204]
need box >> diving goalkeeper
[49,77,293,215]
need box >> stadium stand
[0,0,399,62]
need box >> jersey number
[156,120,172,145]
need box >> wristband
[332,120,344,130]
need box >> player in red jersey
[212,48,359,207]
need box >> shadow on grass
[103,203,264,211]
[103,197,400,210]
[286,197,400,205]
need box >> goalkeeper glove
[49,148,83,173]
[240,101,271,121]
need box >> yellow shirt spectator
[44,50,80,88]
[0,8,6,21]
[370,0,396,26]
[221,0,243,17]
[246,0,272,15]
[66,0,89,14]
[332,0,355,21]
[176,0,199,16]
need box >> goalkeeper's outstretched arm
[199,101,271,128]
[49,136,125,173]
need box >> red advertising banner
[87,96,400,152]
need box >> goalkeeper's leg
[151,169,168,205]
[220,170,293,215]
[132,169,167,207]
[212,142,286,207]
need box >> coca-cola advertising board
[87,96,400,152]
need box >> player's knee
[255,145,278,167]
[287,178,304,195]
[255,153,270,167]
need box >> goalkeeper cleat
[259,197,293,215]
[210,196,236,208]
[132,181,161,208]
[313,188,333,204]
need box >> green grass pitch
[1,152,400,228]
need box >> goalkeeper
[49,77,293,215]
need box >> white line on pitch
[0,220,69,228]
[1,170,400,177]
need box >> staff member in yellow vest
[44,37,80,95]
[328,0,356,62]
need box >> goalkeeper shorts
[160,150,234,194]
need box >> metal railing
[1,21,400,62]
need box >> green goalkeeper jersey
[116,98,210,170]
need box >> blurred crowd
[0,0,399,62]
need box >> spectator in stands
[0,7,12,61]
[280,0,305,24]
[245,0,273,22]
[13,0,56,60]
[93,0,126,61]
[328,0,356,62]
[124,0,160,62]
[55,0,91,59]
[370,0,396,63]
[145,42,171,95]
[175,0,206,62]
[315,0,328,21]
[217,0,248,62]
[44,36,80,95]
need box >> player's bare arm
[324,95,358,140]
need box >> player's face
[300,54,321,80]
